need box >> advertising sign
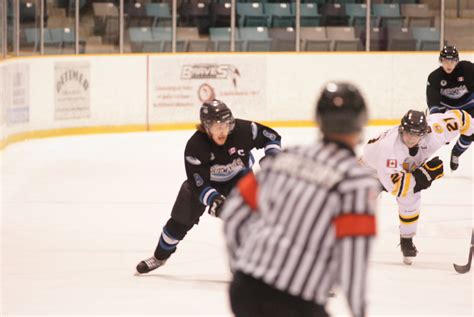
[55,62,91,120]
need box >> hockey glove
[259,149,281,166]
[208,195,226,218]
[259,155,273,167]
[412,156,444,192]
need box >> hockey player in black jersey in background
[221,83,380,317]
[426,45,474,170]
[136,99,281,274]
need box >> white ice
[1,127,473,317]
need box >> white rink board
[1,127,473,316]
[1,52,473,144]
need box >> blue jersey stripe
[199,186,213,204]
[207,191,219,205]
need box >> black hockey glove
[412,156,444,192]
[208,195,226,217]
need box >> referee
[220,82,381,317]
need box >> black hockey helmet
[399,110,430,136]
[439,45,459,62]
[200,99,235,132]
[315,82,368,134]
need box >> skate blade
[403,257,413,265]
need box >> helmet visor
[204,116,235,133]
[208,120,231,130]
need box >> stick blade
[453,246,473,274]
[453,263,470,274]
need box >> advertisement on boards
[4,63,30,125]
[149,55,267,122]
[54,61,91,120]
[0,65,5,127]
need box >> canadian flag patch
[386,159,397,168]
[228,147,236,155]
[458,76,464,82]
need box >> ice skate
[400,237,418,265]
[450,152,459,171]
[135,256,167,275]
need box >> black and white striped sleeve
[334,171,379,317]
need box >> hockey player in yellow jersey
[361,109,473,264]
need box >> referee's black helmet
[316,82,368,134]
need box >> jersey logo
[210,158,246,182]
[433,123,444,133]
[402,160,417,172]
[402,162,410,172]
[440,80,447,87]
[193,173,204,187]
[186,156,201,165]
[440,85,468,99]
[263,130,277,141]
[386,159,397,168]
[238,149,245,156]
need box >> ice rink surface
[1,127,473,317]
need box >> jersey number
[390,173,401,184]
[443,118,459,132]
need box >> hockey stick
[453,229,474,274]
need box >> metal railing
[0,0,461,59]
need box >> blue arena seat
[146,3,173,27]
[264,3,294,28]
[345,3,372,27]
[291,3,322,27]
[236,3,268,27]
[209,27,244,51]
[373,4,404,28]
[412,27,441,51]
[239,26,272,51]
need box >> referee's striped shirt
[221,140,381,317]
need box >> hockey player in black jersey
[136,99,281,274]
[426,45,474,170]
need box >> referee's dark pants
[229,271,329,317]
